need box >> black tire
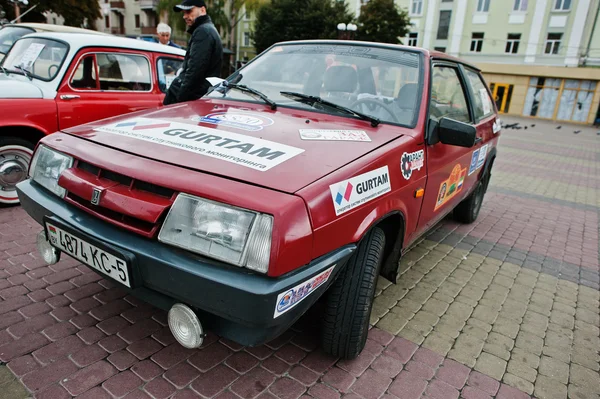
[0,137,36,207]
[453,167,490,224]
[321,227,386,359]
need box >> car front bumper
[16,179,356,346]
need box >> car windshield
[206,43,422,127]
[1,37,68,81]
[0,26,34,59]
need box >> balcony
[140,0,158,10]
[110,1,125,11]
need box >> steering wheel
[48,64,59,77]
[350,98,399,123]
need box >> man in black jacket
[163,0,223,105]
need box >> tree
[355,0,410,45]
[0,0,101,27]
[157,0,230,41]
[252,0,355,54]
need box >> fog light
[168,303,204,349]
[36,230,60,265]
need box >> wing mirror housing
[437,117,477,148]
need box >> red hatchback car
[0,31,185,205]
[17,40,501,359]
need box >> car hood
[62,99,406,193]
[0,74,44,98]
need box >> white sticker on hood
[94,117,304,171]
[299,129,371,142]
[329,166,391,216]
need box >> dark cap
[173,0,206,12]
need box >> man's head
[173,0,207,27]
[156,22,172,45]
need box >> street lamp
[337,22,357,40]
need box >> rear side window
[465,68,494,120]
[96,53,151,92]
[157,57,183,93]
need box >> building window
[243,32,250,47]
[434,47,446,52]
[437,10,452,39]
[523,77,561,118]
[545,33,562,54]
[105,15,110,28]
[476,0,490,12]
[505,33,521,53]
[557,80,597,122]
[411,0,423,15]
[135,14,140,28]
[470,32,484,52]
[408,32,418,46]
[553,0,571,10]
[513,0,527,11]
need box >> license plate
[45,222,131,288]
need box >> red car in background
[0,31,185,205]
[16,39,501,359]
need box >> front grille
[61,159,177,238]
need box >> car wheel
[0,137,35,207]
[321,226,385,359]
[453,176,486,224]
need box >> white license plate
[45,222,131,288]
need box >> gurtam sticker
[274,265,336,318]
[192,112,274,131]
[400,150,424,180]
[329,166,391,216]
[94,117,303,171]
[298,129,371,142]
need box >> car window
[157,57,183,93]
[206,44,423,127]
[429,65,470,123]
[70,54,98,90]
[96,53,151,92]
[464,68,494,120]
[2,37,68,81]
[0,26,34,57]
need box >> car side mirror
[438,117,477,148]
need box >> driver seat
[323,65,358,106]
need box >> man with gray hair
[156,22,182,48]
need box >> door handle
[60,95,80,100]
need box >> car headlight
[158,193,273,273]
[28,144,73,198]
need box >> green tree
[1,0,101,28]
[356,0,410,44]
[252,0,355,54]
[157,0,230,42]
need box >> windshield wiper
[0,66,8,76]
[280,91,380,127]
[220,81,277,110]
[14,65,32,81]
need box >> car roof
[269,39,481,72]
[3,23,110,35]
[20,31,186,57]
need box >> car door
[416,61,493,231]
[57,49,162,131]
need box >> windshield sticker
[468,144,488,176]
[435,164,466,211]
[17,43,45,70]
[274,265,335,318]
[95,117,303,171]
[192,112,274,132]
[480,88,492,115]
[329,166,391,216]
[400,150,424,180]
[299,129,371,142]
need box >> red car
[0,31,185,205]
[17,39,501,359]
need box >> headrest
[323,65,358,93]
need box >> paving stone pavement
[0,116,598,399]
